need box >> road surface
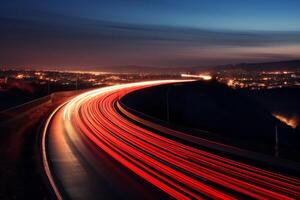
[43,80,300,200]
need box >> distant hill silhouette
[104,59,300,73]
[95,65,188,74]
[121,81,300,154]
[4,59,300,74]
[214,60,300,71]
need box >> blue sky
[2,0,300,31]
[1,0,300,68]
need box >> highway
[43,80,300,200]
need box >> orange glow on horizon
[273,113,298,129]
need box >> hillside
[215,60,300,71]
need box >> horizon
[1,58,300,73]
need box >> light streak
[48,80,300,199]
[181,73,212,80]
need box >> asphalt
[43,81,300,199]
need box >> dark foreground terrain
[121,80,300,161]
[0,91,81,199]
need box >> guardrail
[0,90,83,122]
[117,95,300,174]
[0,95,51,114]
[118,94,212,136]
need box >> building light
[16,74,24,79]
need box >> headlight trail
[47,80,300,200]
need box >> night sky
[1,0,300,69]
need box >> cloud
[1,13,300,68]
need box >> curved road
[43,80,300,200]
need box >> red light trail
[44,80,300,199]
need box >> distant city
[1,66,300,93]
[0,69,179,93]
[216,69,300,90]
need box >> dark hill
[121,81,299,154]
[215,60,300,71]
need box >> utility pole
[166,86,170,123]
[275,125,279,157]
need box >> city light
[15,74,24,79]
[273,113,298,129]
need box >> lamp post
[166,86,171,123]
[275,125,279,157]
